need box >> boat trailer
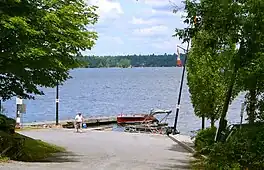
[123,109,174,135]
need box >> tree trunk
[247,88,257,124]
[216,64,238,142]
[202,116,205,130]
[210,117,215,127]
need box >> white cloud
[136,0,182,7]
[150,8,175,16]
[139,0,169,6]
[111,37,124,44]
[133,25,169,36]
[89,0,123,21]
[152,39,176,50]
[104,36,124,45]
[151,38,188,51]
[130,17,157,25]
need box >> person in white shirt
[75,112,84,132]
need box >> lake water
[2,67,246,135]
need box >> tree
[236,0,264,124]
[0,0,98,100]
[117,59,131,68]
[187,30,237,128]
[238,53,264,123]
[174,0,264,141]
[77,53,186,68]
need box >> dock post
[55,82,59,125]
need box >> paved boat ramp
[1,117,193,170]
[1,129,192,170]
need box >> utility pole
[56,81,59,125]
[172,42,190,135]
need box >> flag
[177,47,180,59]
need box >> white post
[16,97,23,128]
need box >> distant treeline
[77,53,186,68]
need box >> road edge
[168,134,195,153]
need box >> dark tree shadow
[31,151,80,163]
[167,144,190,153]
[157,159,191,170]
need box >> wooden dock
[22,116,117,128]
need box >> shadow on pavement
[167,144,190,153]
[35,151,80,163]
[157,159,191,170]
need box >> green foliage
[177,0,264,141]
[15,133,65,161]
[0,131,24,160]
[203,142,241,170]
[200,124,264,169]
[0,131,64,161]
[194,127,216,155]
[117,59,131,68]
[76,53,186,68]
[0,0,98,100]
[0,114,15,134]
[238,52,264,123]
[187,31,238,124]
[176,0,264,168]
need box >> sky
[84,0,188,56]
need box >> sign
[16,97,23,105]
[16,117,21,124]
[17,104,26,113]
[56,99,59,103]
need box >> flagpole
[172,42,190,135]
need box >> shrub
[0,114,15,134]
[194,127,216,155]
[204,123,264,169]
[0,131,24,159]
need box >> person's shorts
[76,122,82,128]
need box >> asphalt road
[0,129,191,170]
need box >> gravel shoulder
[0,129,192,170]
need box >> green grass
[191,158,206,170]
[15,133,65,162]
[0,131,65,162]
[0,156,9,162]
[15,126,45,131]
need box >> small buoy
[82,123,87,128]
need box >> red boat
[117,114,157,124]
[117,109,172,124]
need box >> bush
[194,127,216,155]
[204,123,264,170]
[0,114,15,134]
[0,131,24,160]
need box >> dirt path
[0,129,191,170]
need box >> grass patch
[190,153,207,170]
[14,133,65,162]
[15,126,45,132]
[190,157,206,170]
[0,156,10,162]
[0,131,65,162]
